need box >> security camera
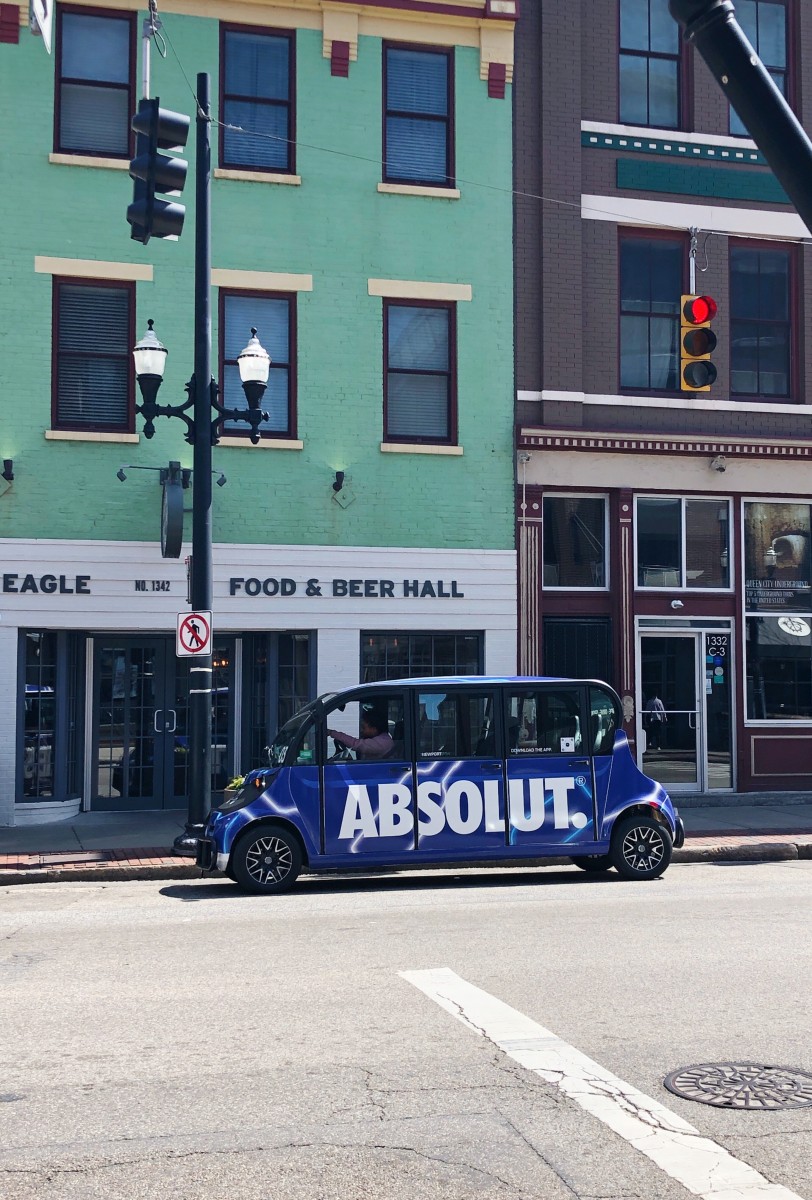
[710,455,726,473]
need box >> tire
[610,814,672,881]
[231,824,302,894]
[570,854,613,873]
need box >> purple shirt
[328,730,394,759]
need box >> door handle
[153,710,163,733]
[483,762,502,772]
[569,758,590,768]
[688,713,696,730]
[166,709,177,733]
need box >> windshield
[267,694,337,766]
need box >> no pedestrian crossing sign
[177,611,212,657]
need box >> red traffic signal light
[680,294,718,392]
[682,295,717,325]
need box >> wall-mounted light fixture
[710,455,726,472]
[2,459,14,482]
[332,470,345,493]
[216,473,227,488]
[671,599,684,609]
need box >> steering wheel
[328,736,355,762]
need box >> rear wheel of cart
[231,824,302,894]
[570,854,613,873]
[610,813,672,880]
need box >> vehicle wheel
[231,824,302,894]
[610,814,672,881]
[570,854,613,873]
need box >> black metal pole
[174,70,212,855]
[669,0,812,233]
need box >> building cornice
[518,429,812,461]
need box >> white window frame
[542,492,610,592]
[634,495,733,593]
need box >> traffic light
[127,98,190,244]
[680,294,718,391]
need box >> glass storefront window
[542,496,607,588]
[361,632,482,681]
[746,616,812,720]
[744,502,811,613]
[23,632,58,797]
[637,496,731,588]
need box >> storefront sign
[228,577,466,599]
[2,573,90,594]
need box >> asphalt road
[1,860,810,1200]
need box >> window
[730,244,792,399]
[416,690,495,759]
[220,27,294,172]
[362,633,482,681]
[637,497,731,589]
[384,301,455,443]
[505,687,585,756]
[326,692,406,760]
[53,279,134,431]
[543,619,614,689]
[220,291,295,437]
[55,7,134,156]
[590,687,619,755]
[619,0,682,129]
[383,45,453,186]
[730,1,788,136]
[620,235,683,391]
[543,496,607,588]
[19,631,84,801]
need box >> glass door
[638,631,733,793]
[639,634,701,792]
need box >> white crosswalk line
[401,967,804,1200]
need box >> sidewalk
[1,799,811,886]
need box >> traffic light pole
[174,70,213,856]
[669,1,812,234]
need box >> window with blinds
[384,301,455,443]
[383,45,453,186]
[221,28,294,172]
[220,292,295,437]
[56,8,134,157]
[53,280,134,430]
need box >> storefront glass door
[92,637,235,810]
[639,630,733,793]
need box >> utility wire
[159,16,811,247]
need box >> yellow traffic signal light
[680,294,718,391]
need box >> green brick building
[0,0,518,825]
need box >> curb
[1,838,810,885]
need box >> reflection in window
[361,632,481,681]
[619,0,681,128]
[746,616,812,719]
[620,237,683,390]
[23,632,58,797]
[589,688,619,755]
[638,497,730,588]
[506,689,583,756]
[730,1,787,136]
[730,245,791,398]
[543,496,607,587]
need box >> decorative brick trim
[582,129,765,165]
[518,429,812,460]
[0,3,19,42]
[487,61,506,99]
[331,39,350,76]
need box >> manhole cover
[664,1063,812,1110]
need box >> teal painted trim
[616,158,789,204]
[582,130,765,165]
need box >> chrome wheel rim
[621,824,665,873]
[244,835,294,886]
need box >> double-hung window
[730,1,788,136]
[220,292,295,438]
[730,243,792,399]
[636,497,731,589]
[220,27,295,173]
[619,234,683,391]
[619,0,682,129]
[55,7,135,157]
[383,45,453,186]
[384,301,455,444]
[52,279,134,431]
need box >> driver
[327,712,394,760]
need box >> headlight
[215,770,274,814]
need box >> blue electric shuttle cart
[196,676,685,893]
